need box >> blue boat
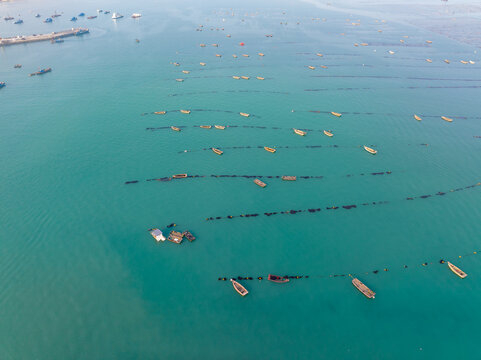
[70,17,77,21]
[54,39,64,43]
[14,19,23,24]
[35,14,41,18]
[44,17,52,23]
[78,12,85,17]
[0,82,6,89]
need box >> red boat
[268,274,290,283]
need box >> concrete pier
[0,28,89,46]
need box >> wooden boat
[154,111,166,115]
[254,179,267,187]
[256,76,265,80]
[447,262,467,279]
[215,54,222,57]
[323,130,334,137]
[360,43,368,46]
[308,66,316,70]
[268,274,290,283]
[352,278,375,299]
[182,70,190,74]
[149,228,166,242]
[331,112,342,117]
[264,146,276,153]
[167,231,183,244]
[199,62,206,66]
[316,53,323,57]
[241,76,250,80]
[172,173,188,179]
[258,52,265,56]
[232,54,238,58]
[388,50,395,54]
[180,110,191,114]
[29,68,52,77]
[242,54,249,57]
[414,114,422,121]
[460,60,468,64]
[293,128,306,136]
[444,59,450,64]
[212,147,223,155]
[426,59,433,63]
[354,43,359,47]
[363,145,377,154]
[212,43,219,47]
[214,125,226,130]
[239,112,250,117]
[182,231,196,242]
[399,39,405,43]
[320,65,328,69]
[282,176,297,181]
[173,62,180,66]
[14,64,22,68]
[200,125,212,129]
[469,60,475,64]
[171,126,181,132]
[232,76,240,79]
[231,279,248,296]
[200,43,206,47]
[426,40,432,44]
[441,116,453,122]
[176,78,184,82]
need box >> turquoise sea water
[1,0,481,358]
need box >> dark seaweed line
[217,251,479,282]
[140,109,259,118]
[146,125,346,132]
[305,85,481,91]
[204,182,481,222]
[124,170,393,185]
[304,110,479,120]
[310,75,481,81]
[169,90,290,97]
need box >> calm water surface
[1,0,481,359]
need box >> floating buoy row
[124,170,393,185]
[177,143,428,154]
[141,109,255,117]
[204,182,481,222]
[216,251,478,282]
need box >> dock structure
[0,28,89,46]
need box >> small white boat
[447,262,467,279]
[112,12,123,19]
[131,13,142,18]
[231,279,248,296]
[149,228,166,242]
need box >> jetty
[0,28,89,47]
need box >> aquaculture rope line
[204,181,481,222]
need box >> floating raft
[352,278,375,299]
[182,231,196,242]
[149,228,165,242]
[447,262,467,278]
[282,176,297,181]
[254,179,267,188]
[168,231,183,244]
